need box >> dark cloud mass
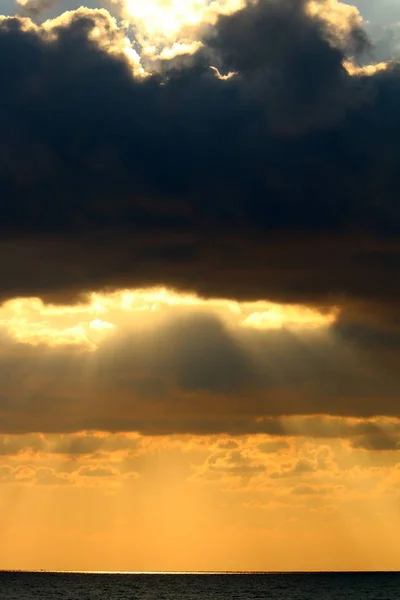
[0,0,397,320]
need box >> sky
[0,0,399,572]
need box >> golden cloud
[0,287,338,348]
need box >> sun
[124,0,204,38]
[121,0,245,57]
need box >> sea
[0,572,399,600]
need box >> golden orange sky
[0,287,399,572]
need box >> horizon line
[2,570,400,575]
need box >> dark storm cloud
[204,0,367,132]
[0,0,397,320]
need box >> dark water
[1,572,400,600]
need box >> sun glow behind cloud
[115,0,391,77]
[120,0,245,57]
[12,0,391,77]
[118,0,390,75]
[0,288,338,349]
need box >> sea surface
[0,572,399,600]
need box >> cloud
[16,0,56,18]
[351,433,400,451]
[258,440,290,453]
[0,464,71,485]
[191,447,267,484]
[0,304,398,434]
[216,439,240,450]
[205,0,368,131]
[120,0,245,60]
[0,0,396,327]
[271,458,316,478]
[0,434,45,455]
[0,456,139,485]
[0,431,143,458]
[0,0,398,439]
[291,483,342,495]
[77,464,120,477]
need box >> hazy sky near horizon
[0,0,399,572]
